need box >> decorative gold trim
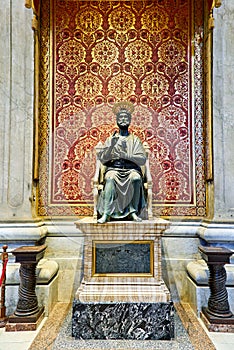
[25,1,40,16]
[33,15,40,181]
[36,0,208,218]
[204,1,214,182]
[204,0,222,219]
[25,0,32,9]
[92,240,154,277]
[214,0,222,8]
[24,2,40,181]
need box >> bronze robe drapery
[97,133,147,219]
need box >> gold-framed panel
[92,240,154,277]
[36,0,210,218]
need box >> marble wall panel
[44,236,84,302]
[161,236,201,302]
[36,275,59,316]
[44,236,84,258]
[213,0,234,219]
[55,257,83,302]
[0,0,34,219]
[0,1,11,206]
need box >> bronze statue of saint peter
[97,102,146,224]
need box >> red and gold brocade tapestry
[38,0,206,217]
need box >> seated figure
[95,102,149,224]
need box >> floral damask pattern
[38,0,206,217]
[108,6,135,32]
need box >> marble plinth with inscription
[73,218,173,339]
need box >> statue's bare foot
[97,214,110,224]
[131,213,142,222]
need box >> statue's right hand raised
[110,132,119,148]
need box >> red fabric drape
[0,259,8,287]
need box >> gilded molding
[204,0,215,183]
[25,0,40,180]
[25,0,39,17]
[25,0,32,9]
[208,14,214,30]
[92,240,154,277]
[32,14,38,31]
[215,0,222,8]
[33,19,40,180]
[37,0,207,217]
[204,0,222,187]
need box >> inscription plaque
[92,240,154,276]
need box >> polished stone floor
[0,302,234,350]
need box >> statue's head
[116,109,131,130]
[112,101,134,130]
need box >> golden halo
[112,101,135,115]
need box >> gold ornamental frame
[92,240,154,277]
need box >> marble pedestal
[6,245,47,331]
[199,246,234,332]
[72,218,173,340]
